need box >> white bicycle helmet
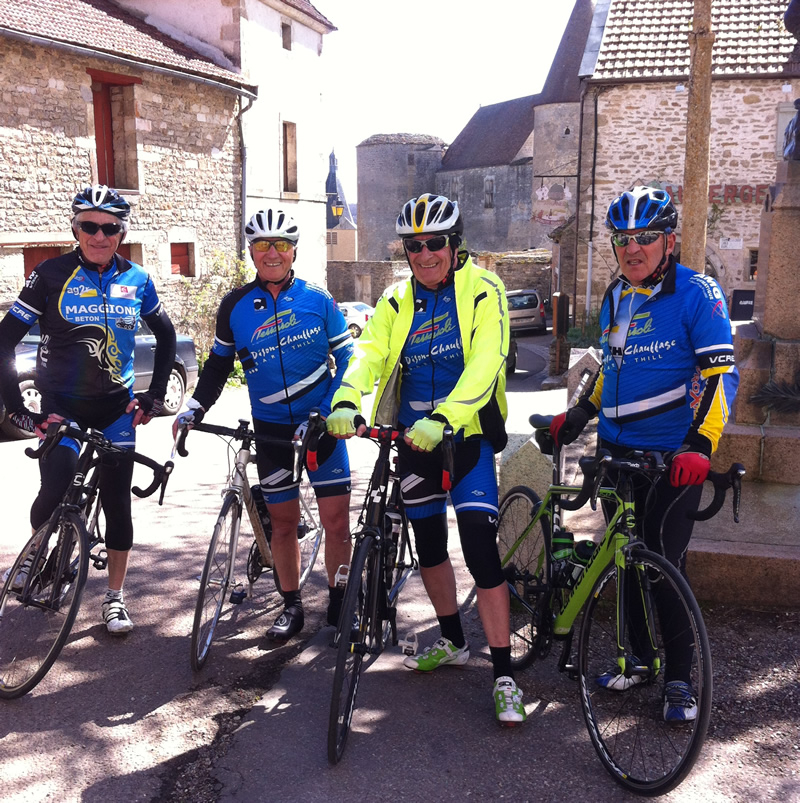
[71,185,131,221]
[396,193,463,237]
[245,208,299,244]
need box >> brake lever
[441,426,455,492]
[730,463,745,524]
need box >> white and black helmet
[396,193,463,238]
[72,185,131,220]
[245,208,299,244]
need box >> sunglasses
[610,231,663,248]
[77,221,123,237]
[403,235,450,254]
[252,239,293,253]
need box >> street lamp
[331,195,344,220]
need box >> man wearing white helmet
[0,184,177,635]
[327,193,526,726]
[174,207,354,641]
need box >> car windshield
[508,294,538,310]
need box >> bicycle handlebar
[527,414,745,522]
[25,421,174,505]
[178,415,315,483]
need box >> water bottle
[567,539,597,587]
[551,531,574,587]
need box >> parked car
[507,331,518,376]
[0,320,198,440]
[506,288,548,333]
[338,301,375,338]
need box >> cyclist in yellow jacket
[327,193,525,726]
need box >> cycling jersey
[1,250,166,400]
[332,253,509,446]
[193,274,353,424]
[580,259,738,454]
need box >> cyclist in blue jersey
[327,194,526,726]
[173,208,354,641]
[0,185,177,634]
[549,185,739,722]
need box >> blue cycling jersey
[589,262,738,452]
[197,275,353,423]
[398,283,464,428]
[6,250,162,398]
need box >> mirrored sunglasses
[77,221,123,237]
[252,239,293,253]
[611,231,663,248]
[403,235,450,254]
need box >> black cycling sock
[327,585,345,625]
[490,646,513,681]
[438,612,465,649]
[282,590,302,611]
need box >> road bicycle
[0,422,173,699]
[327,424,453,765]
[177,414,325,670]
[497,414,744,796]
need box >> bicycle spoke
[578,550,712,795]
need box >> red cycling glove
[669,450,710,487]
[550,407,590,448]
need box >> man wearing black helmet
[327,193,526,726]
[0,185,176,635]
[549,185,738,722]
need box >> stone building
[436,0,593,258]
[325,150,356,261]
[0,0,336,309]
[568,0,798,320]
[356,134,446,261]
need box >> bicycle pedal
[334,564,349,588]
[399,632,418,656]
[229,587,247,604]
[91,550,108,570]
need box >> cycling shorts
[253,418,351,505]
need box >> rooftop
[591,0,796,81]
[0,0,256,92]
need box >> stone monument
[713,93,800,482]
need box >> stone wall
[570,77,800,317]
[0,39,242,318]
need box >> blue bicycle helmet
[71,185,131,221]
[605,186,678,233]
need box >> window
[23,246,63,279]
[283,121,298,193]
[171,242,194,277]
[326,231,338,245]
[88,69,141,188]
[749,249,758,281]
[484,176,495,209]
[281,23,292,51]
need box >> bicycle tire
[577,548,712,795]
[328,533,378,764]
[497,486,549,670]
[191,493,240,671]
[271,477,324,595]
[0,512,89,699]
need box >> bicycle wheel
[190,493,240,670]
[328,534,378,765]
[497,486,549,670]
[0,512,89,699]
[578,548,712,795]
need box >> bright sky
[311,0,576,202]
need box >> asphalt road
[0,331,795,802]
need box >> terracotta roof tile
[0,0,255,91]
[593,0,795,80]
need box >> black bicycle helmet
[71,185,131,221]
